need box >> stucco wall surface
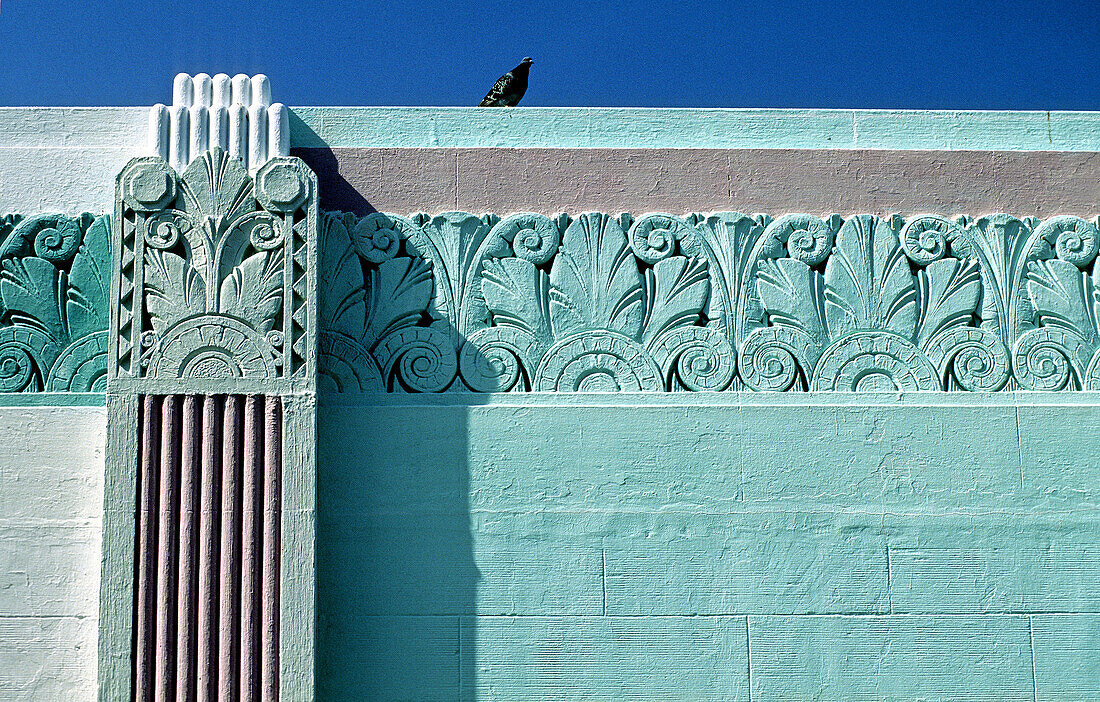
[0,404,105,700]
[298,146,1100,217]
[3,107,1100,215]
[318,394,1100,701]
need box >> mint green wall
[318,394,1100,701]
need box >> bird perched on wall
[479,58,533,106]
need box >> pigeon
[479,58,533,107]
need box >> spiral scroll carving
[375,326,458,392]
[1012,328,1087,391]
[458,327,544,392]
[0,327,57,393]
[763,214,834,266]
[924,327,1010,391]
[145,212,191,250]
[650,326,735,391]
[629,214,691,264]
[737,326,817,392]
[900,215,955,264]
[492,213,561,265]
[1034,215,1099,267]
[354,213,405,263]
[30,216,82,262]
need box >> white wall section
[0,406,106,700]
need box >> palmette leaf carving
[824,215,917,340]
[111,151,317,383]
[481,257,552,342]
[219,250,283,334]
[549,213,644,339]
[915,257,982,349]
[144,249,206,335]
[65,215,111,340]
[318,212,367,341]
[640,256,710,346]
[0,257,67,341]
[755,257,828,347]
[364,256,434,348]
[1026,259,1099,345]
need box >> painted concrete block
[1032,615,1100,701]
[0,616,97,699]
[0,147,133,215]
[287,107,1100,151]
[465,615,748,701]
[1019,403,1100,507]
[320,402,745,513]
[605,511,888,615]
[749,615,1034,701]
[318,615,459,702]
[740,401,1023,511]
[462,403,745,512]
[0,407,105,522]
[0,526,100,617]
[887,514,1100,614]
[320,507,602,617]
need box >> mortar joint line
[601,548,607,617]
[1028,615,1038,702]
[745,616,753,702]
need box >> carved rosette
[110,149,317,390]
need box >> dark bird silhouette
[479,57,533,106]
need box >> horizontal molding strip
[2,107,1100,151]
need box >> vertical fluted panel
[219,396,243,702]
[155,396,179,702]
[239,396,263,702]
[197,396,222,702]
[135,395,281,702]
[176,396,200,701]
[134,396,160,702]
[261,398,282,702]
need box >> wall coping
[2,107,1099,151]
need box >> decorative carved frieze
[317,210,1100,393]
[4,206,1098,394]
[0,212,111,391]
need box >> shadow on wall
[316,327,486,701]
[290,111,377,216]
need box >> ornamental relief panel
[0,213,111,391]
[109,148,316,387]
[316,210,1100,393]
[1,205,1097,393]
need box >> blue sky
[0,0,1097,108]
